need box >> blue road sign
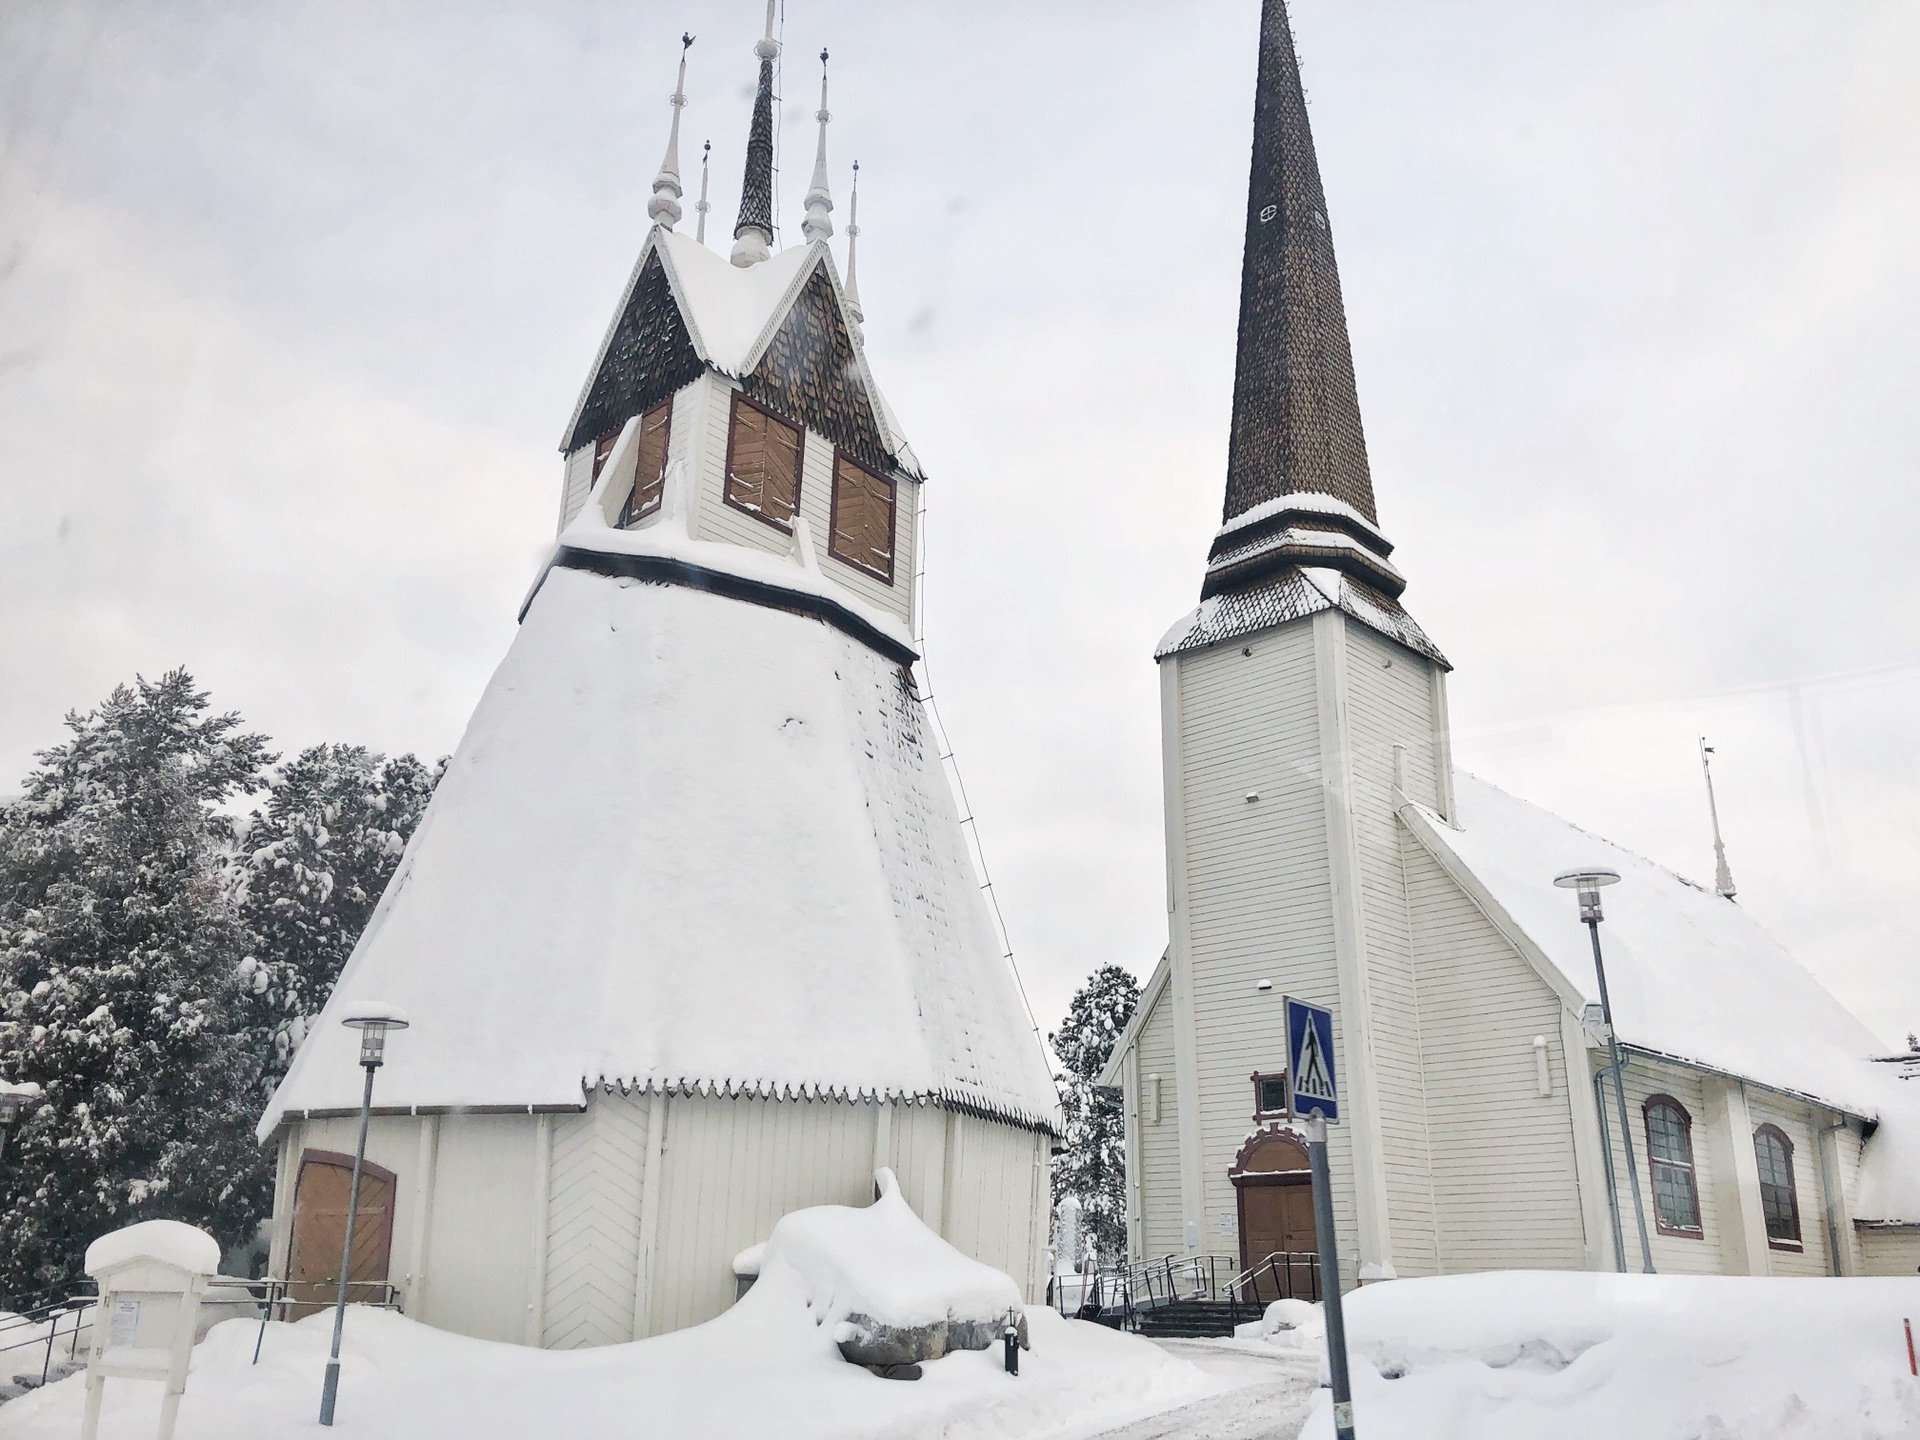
[1285,997,1339,1122]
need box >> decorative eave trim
[579,1075,1060,1136]
[525,545,921,667]
[1203,525,1405,600]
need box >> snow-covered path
[1081,1339,1319,1440]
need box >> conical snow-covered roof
[262,534,1058,1135]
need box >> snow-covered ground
[1278,1272,1920,1440]
[0,1298,1225,1440]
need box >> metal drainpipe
[1592,1067,1627,1272]
[1817,1117,1849,1275]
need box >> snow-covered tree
[0,671,274,1302]
[1049,963,1140,1268]
[235,745,439,1095]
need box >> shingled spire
[1203,0,1406,603]
[1163,0,1442,663]
[731,0,779,267]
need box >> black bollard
[1003,1322,1019,1376]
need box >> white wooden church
[258,17,1058,1347]
[1101,0,1920,1289]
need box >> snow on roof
[653,230,920,476]
[1217,490,1388,548]
[261,564,1059,1137]
[1415,773,1887,1117]
[1155,567,1446,667]
[85,1219,221,1278]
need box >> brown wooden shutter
[591,429,619,481]
[829,454,897,582]
[724,392,802,530]
[629,399,672,521]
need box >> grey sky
[3,1,1917,1049]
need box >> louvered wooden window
[828,454,897,582]
[724,392,801,531]
[1644,1095,1702,1236]
[592,430,618,480]
[622,399,672,525]
[1753,1125,1802,1249]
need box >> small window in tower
[1753,1124,1802,1249]
[828,454,897,583]
[591,429,619,481]
[1644,1095,1702,1236]
[724,392,801,531]
[1252,1071,1289,1121]
[622,399,672,526]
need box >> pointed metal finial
[801,49,834,242]
[695,140,713,244]
[731,1,779,265]
[648,33,695,228]
[843,158,864,329]
[1700,738,1737,899]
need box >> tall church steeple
[731,1,779,267]
[1193,0,1418,626]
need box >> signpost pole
[1306,1112,1355,1440]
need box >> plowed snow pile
[1287,1272,1920,1440]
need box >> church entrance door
[285,1149,397,1320]
[1230,1130,1319,1302]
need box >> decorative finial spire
[731,0,779,267]
[695,140,713,243]
[648,33,695,229]
[801,49,834,243]
[1700,738,1738,899]
[843,159,864,328]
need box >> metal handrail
[1225,1249,1320,1307]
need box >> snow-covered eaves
[1412,772,1888,1119]
[1156,566,1447,668]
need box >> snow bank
[0,1272,1208,1440]
[85,1221,220,1278]
[1296,1272,1920,1440]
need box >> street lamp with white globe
[318,1002,409,1427]
[1554,868,1654,1274]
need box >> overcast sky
[3,1,1917,1052]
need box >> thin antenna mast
[1700,737,1737,899]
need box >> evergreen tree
[235,745,439,1094]
[1049,963,1140,1268]
[0,671,273,1302]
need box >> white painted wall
[270,1093,1047,1349]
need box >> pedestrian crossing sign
[1285,997,1339,1122]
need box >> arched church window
[1643,1095,1702,1236]
[1753,1124,1802,1249]
[829,454,896,582]
[724,391,802,531]
[622,399,672,525]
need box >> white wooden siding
[1134,985,1185,1261]
[1744,1093,1832,1276]
[420,1115,543,1343]
[1342,623,1442,1276]
[1857,1225,1920,1276]
[1599,1062,1724,1274]
[542,1098,650,1347]
[1172,625,1362,1282]
[558,444,595,533]
[683,375,916,629]
[1400,839,1587,1272]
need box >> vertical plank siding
[420,1115,542,1343]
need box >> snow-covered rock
[758,1168,1027,1368]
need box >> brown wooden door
[1238,1181,1319,1302]
[286,1150,396,1319]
